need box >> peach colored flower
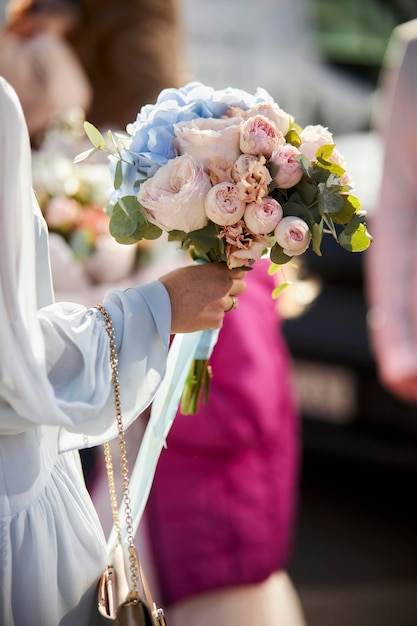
[232,154,271,203]
[218,221,269,268]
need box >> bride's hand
[158,262,246,334]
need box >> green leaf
[285,128,301,147]
[73,147,99,164]
[316,158,345,178]
[338,214,373,252]
[282,200,317,228]
[83,121,106,149]
[331,193,362,225]
[270,243,292,265]
[316,144,335,161]
[168,230,189,243]
[290,179,317,207]
[114,160,123,190]
[117,196,142,217]
[297,154,313,177]
[268,262,283,276]
[140,223,163,240]
[188,221,220,252]
[317,186,344,215]
[311,221,323,256]
[109,205,138,239]
[272,281,290,299]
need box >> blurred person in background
[0,0,182,140]
[145,259,306,626]
[0,0,91,145]
[366,18,417,405]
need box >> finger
[224,295,239,313]
[230,277,246,296]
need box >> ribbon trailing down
[107,326,219,549]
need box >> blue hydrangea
[121,82,274,182]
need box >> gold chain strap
[96,304,139,595]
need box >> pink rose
[205,182,246,226]
[245,102,292,136]
[137,153,211,233]
[274,216,311,256]
[174,116,242,170]
[299,124,334,161]
[232,154,271,203]
[240,115,284,159]
[270,144,304,189]
[244,197,283,235]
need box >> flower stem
[180,359,212,415]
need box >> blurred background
[179,1,417,624]
[2,0,417,623]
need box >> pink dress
[146,260,301,606]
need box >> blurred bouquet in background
[32,110,137,285]
[78,81,372,412]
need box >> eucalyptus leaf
[117,196,142,216]
[140,223,163,240]
[316,144,335,161]
[331,193,362,225]
[188,222,219,252]
[316,158,345,178]
[286,128,301,147]
[318,187,344,215]
[283,200,316,227]
[270,243,292,265]
[291,179,317,207]
[311,221,323,256]
[268,262,283,276]
[338,214,372,252]
[73,147,98,164]
[168,230,189,243]
[114,160,123,190]
[83,121,106,149]
[272,281,290,300]
[109,206,138,239]
[297,154,313,176]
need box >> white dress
[0,78,171,625]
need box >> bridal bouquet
[78,81,371,413]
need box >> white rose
[137,153,212,233]
[299,124,334,161]
[174,116,242,170]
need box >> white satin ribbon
[107,326,219,549]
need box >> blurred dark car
[281,132,417,472]
[278,1,417,473]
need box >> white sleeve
[41,281,171,452]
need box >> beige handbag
[96,305,166,626]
